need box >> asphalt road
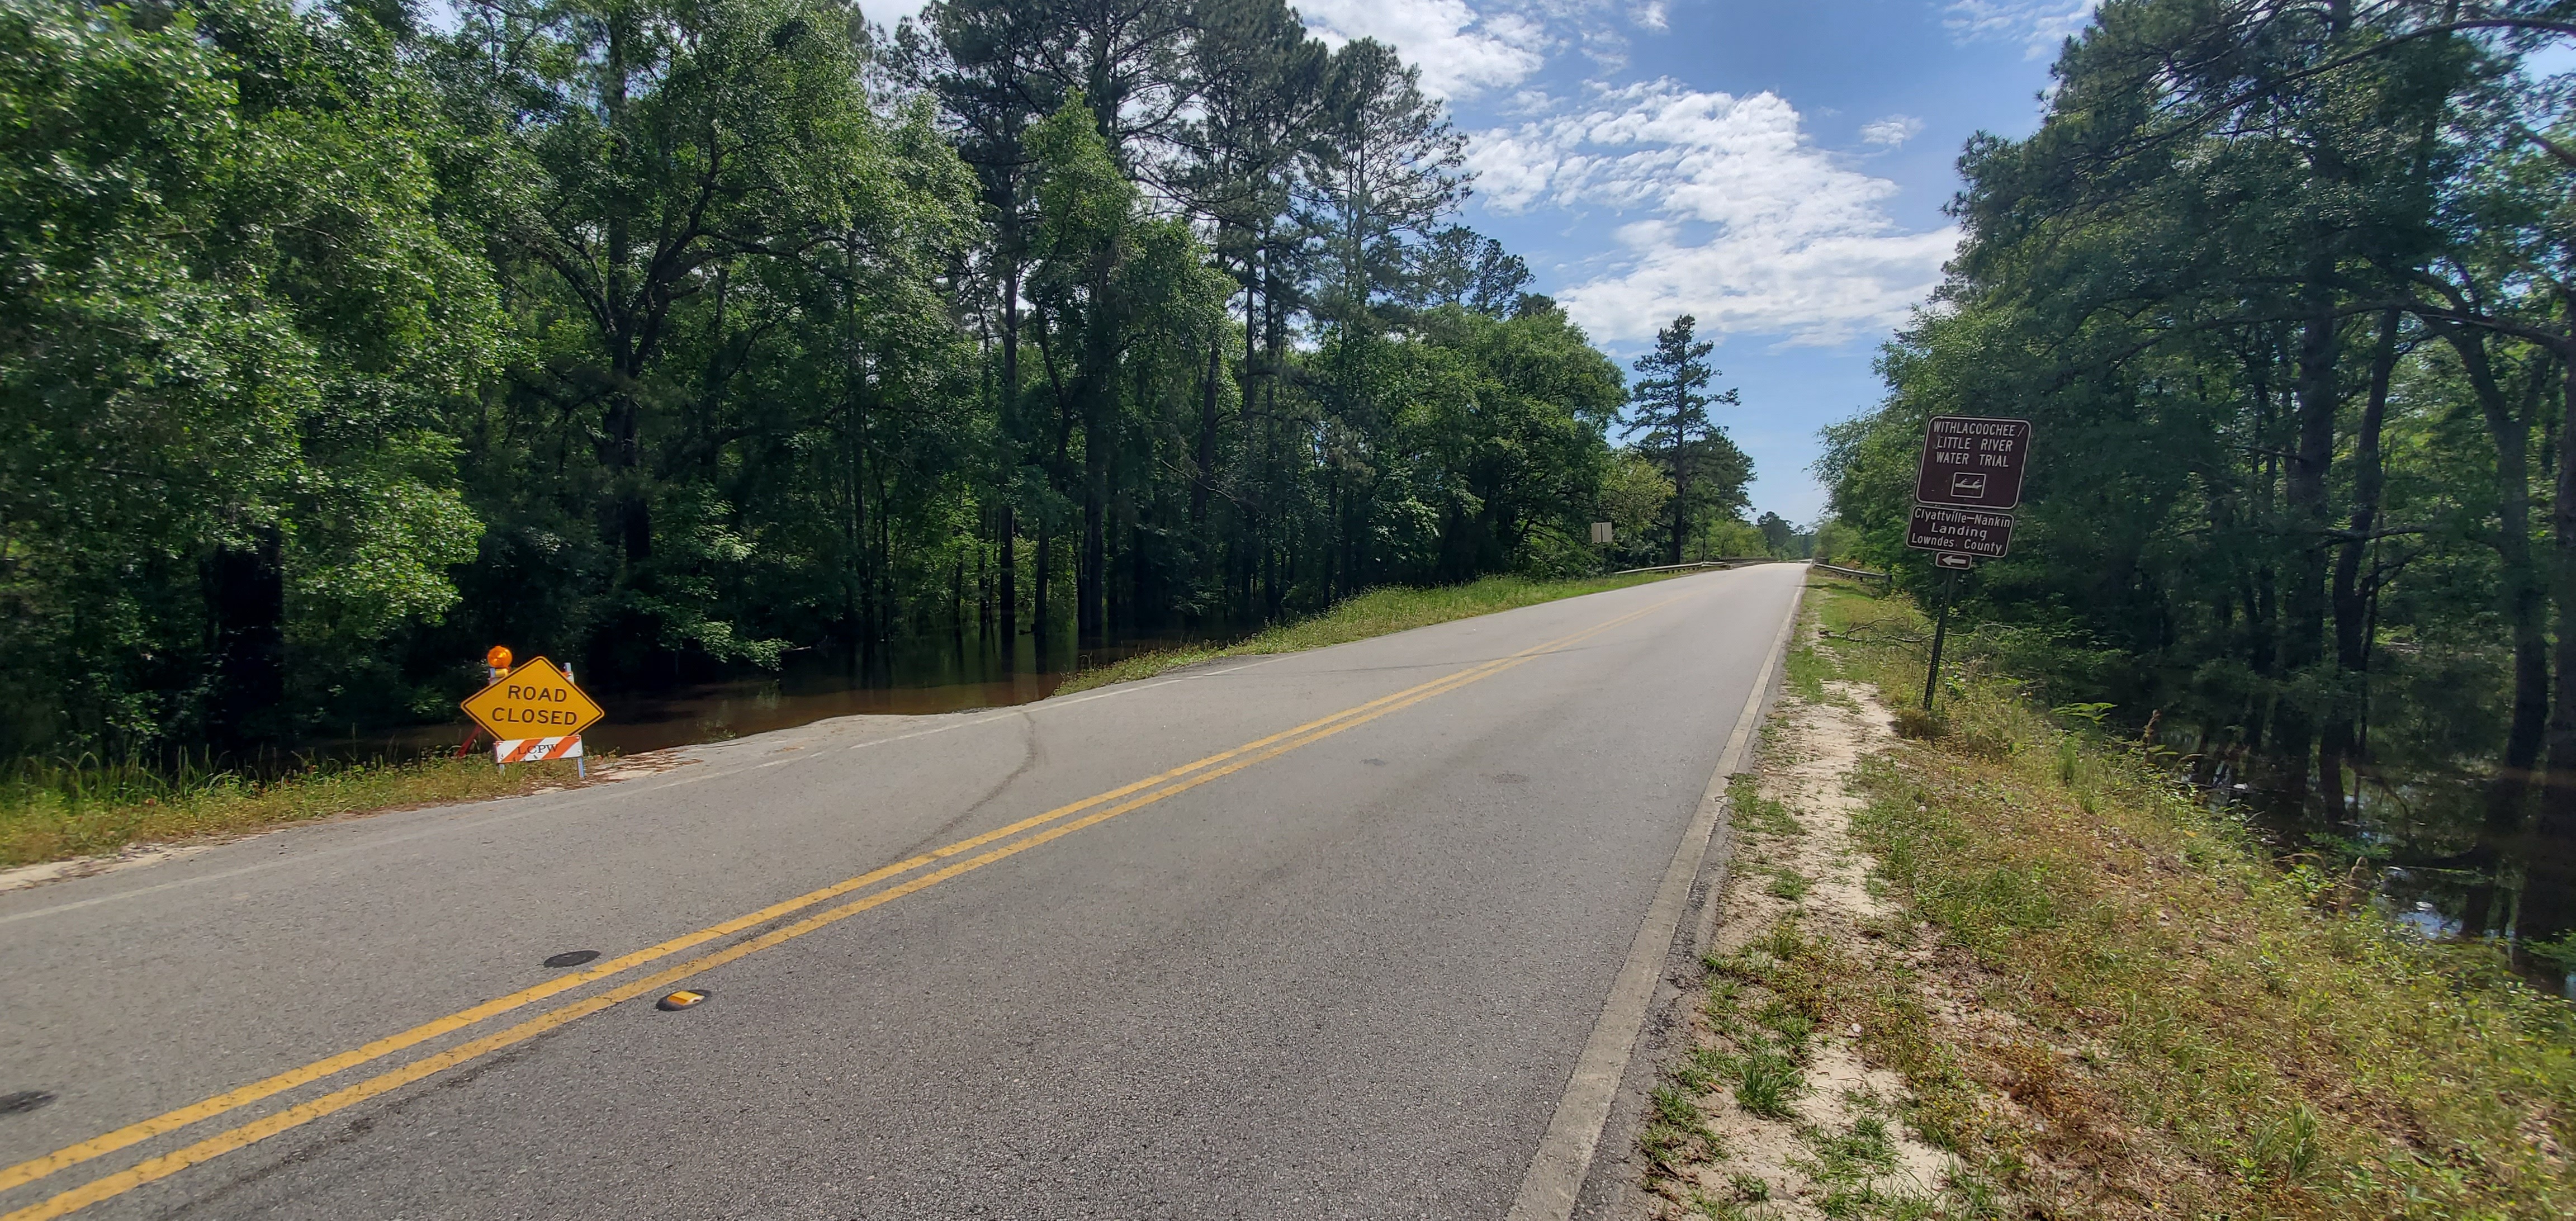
[0,564,1804,1221]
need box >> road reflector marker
[656,990,709,1012]
[541,950,600,969]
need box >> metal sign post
[1903,416,2032,712]
[1922,569,1958,712]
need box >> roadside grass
[1798,575,2576,1218]
[1051,569,1693,695]
[0,754,586,870]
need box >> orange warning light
[485,645,513,673]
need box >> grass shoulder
[1051,569,1692,696]
[1,754,596,873]
[1637,574,2576,1219]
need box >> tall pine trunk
[2532,329,2576,945]
[2274,282,2340,809]
[1000,262,1022,664]
[2442,323,2547,832]
[2321,311,2399,823]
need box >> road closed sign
[461,656,604,741]
[1914,415,2031,509]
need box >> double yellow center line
[0,591,1688,1220]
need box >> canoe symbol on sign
[1948,472,1988,500]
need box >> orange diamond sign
[461,656,604,740]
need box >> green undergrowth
[1052,569,1689,695]
[1798,574,2576,1218]
[0,753,588,869]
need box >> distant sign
[1906,505,2015,560]
[1913,416,2031,509]
[1932,552,1976,570]
[1590,521,1614,545]
[461,656,604,741]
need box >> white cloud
[1298,0,1551,99]
[1945,0,2100,59]
[1858,114,1924,147]
[1469,81,1955,346]
[1633,2,1668,31]
[855,0,928,28]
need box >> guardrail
[1813,562,1892,590]
[1612,560,1736,576]
[1609,556,1806,576]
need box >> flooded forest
[1822,2,2576,988]
[2,0,1761,762]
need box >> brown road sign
[1906,504,2015,560]
[1915,415,2032,509]
[462,656,604,741]
[1932,552,1976,570]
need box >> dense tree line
[1821,1,2576,902]
[0,0,1761,758]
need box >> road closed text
[483,694,588,727]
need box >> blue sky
[861,0,2096,524]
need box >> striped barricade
[494,735,584,764]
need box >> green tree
[0,0,498,753]
[1625,314,1748,566]
[0,0,1676,772]
[436,0,977,677]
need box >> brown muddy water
[356,626,1211,759]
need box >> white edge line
[1505,567,1804,1221]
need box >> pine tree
[1625,315,1744,566]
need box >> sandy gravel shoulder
[1625,647,1964,1218]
